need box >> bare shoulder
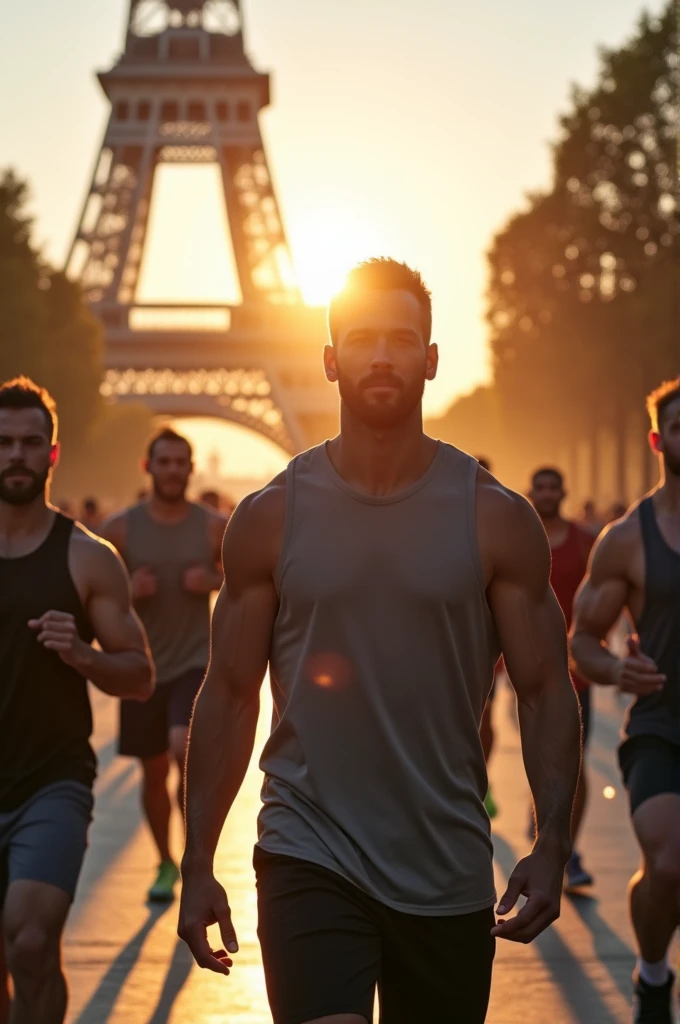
[475,467,549,583]
[200,503,231,544]
[69,523,129,597]
[588,508,641,581]
[222,470,287,583]
[99,508,129,551]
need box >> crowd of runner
[0,258,678,1024]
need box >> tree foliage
[0,170,152,505]
[432,4,679,501]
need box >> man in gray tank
[103,428,227,902]
[178,259,582,1022]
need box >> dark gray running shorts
[0,780,93,905]
[619,735,680,815]
[119,666,205,760]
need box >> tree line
[0,172,151,505]
[429,3,678,508]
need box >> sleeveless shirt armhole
[274,456,297,596]
[466,457,487,594]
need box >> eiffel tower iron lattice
[67,0,338,453]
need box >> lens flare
[603,786,616,800]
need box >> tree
[437,4,678,502]
[0,170,152,505]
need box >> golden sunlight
[290,202,386,306]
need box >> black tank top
[0,513,96,811]
[625,497,680,745]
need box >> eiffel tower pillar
[67,0,338,454]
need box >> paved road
[63,681,672,1024]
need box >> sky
[0,0,666,437]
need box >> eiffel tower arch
[66,0,338,455]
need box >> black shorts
[576,686,592,747]
[619,735,680,815]
[118,666,204,760]
[254,847,496,1024]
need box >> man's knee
[6,925,60,983]
[646,851,680,892]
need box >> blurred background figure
[606,502,628,525]
[199,489,221,511]
[580,500,604,537]
[529,467,595,892]
[79,496,102,533]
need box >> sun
[290,204,385,306]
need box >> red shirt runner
[550,522,594,691]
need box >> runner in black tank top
[573,379,680,1024]
[0,377,153,1024]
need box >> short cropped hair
[531,466,564,488]
[146,427,193,461]
[328,258,433,345]
[647,379,680,432]
[0,376,58,442]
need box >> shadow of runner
[74,904,173,1024]
[568,893,635,1001]
[492,833,625,1024]
[145,939,194,1024]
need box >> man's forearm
[182,676,260,870]
[79,646,153,700]
[518,674,581,854]
[571,632,618,686]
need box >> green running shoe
[147,859,180,903]
[484,787,498,819]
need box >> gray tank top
[257,442,500,916]
[124,503,213,683]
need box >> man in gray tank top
[103,428,227,902]
[179,260,581,1023]
[572,380,680,1024]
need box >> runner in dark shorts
[178,259,581,1023]
[103,428,227,902]
[0,377,152,1023]
[572,378,680,1023]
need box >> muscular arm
[485,491,580,855]
[571,522,665,694]
[30,537,154,700]
[183,486,282,869]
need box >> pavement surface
[62,680,675,1024]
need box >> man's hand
[178,867,238,975]
[131,567,157,601]
[29,611,91,672]
[184,565,216,595]
[491,846,564,943]
[611,636,666,696]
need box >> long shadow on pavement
[492,833,624,1024]
[145,939,194,1024]
[74,904,173,1024]
[567,893,634,1002]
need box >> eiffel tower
[66,0,338,454]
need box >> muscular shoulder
[476,469,550,585]
[222,471,287,585]
[588,510,640,582]
[69,523,129,598]
[197,502,231,545]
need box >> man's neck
[146,493,190,523]
[327,406,438,497]
[654,466,680,514]
[540,513,569,543]
[0,496,54,542]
